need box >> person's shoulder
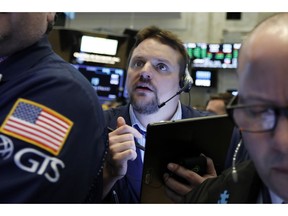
[184,160,261,203]
[104,104,130,126]
[181,103,212,118]
[104,104,129,115]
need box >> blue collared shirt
[269,189,285,204]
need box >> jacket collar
[0,36,53,82]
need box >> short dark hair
[127,26,189,80]
[208,92,234,106]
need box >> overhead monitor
[184,42,241,69]
[80,35,119,56]
[191,68,217,88]
[73,64,125,103]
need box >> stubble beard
[130,92,159,115]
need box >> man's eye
[157,63,167,71]
[246,106,272,117]
[133,61,144,68]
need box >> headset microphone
[158,89,183,108]
[158,65,193,108]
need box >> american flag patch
[0,98,73,156]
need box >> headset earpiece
[180,64,193,93]
[158,63,193,108]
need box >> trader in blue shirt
[102,26,212,203]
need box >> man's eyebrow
[130,56,145,61]
[131,56,172,65]
[155,58,172,64]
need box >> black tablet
[140,114,235,203]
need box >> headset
[158,59,194,108]
[179,62,194,93]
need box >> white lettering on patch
[14,148,65,183]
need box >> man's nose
[139,62,154,79]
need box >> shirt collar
[171,101,182,121]
[129,105,146,132]
[269,189,285,204]
[129,100,182,132]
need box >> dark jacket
[184,160,267,203]
[0,36,106,203]
[103,104,210,203]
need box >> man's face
[0,13,55,56]
[126,38,181,114]
[237,32,288,201]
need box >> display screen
[73,64,125,102]
[184,43,241,69]
[64,29,129,68]
[80,35,119,56]
[191,68,217,88]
